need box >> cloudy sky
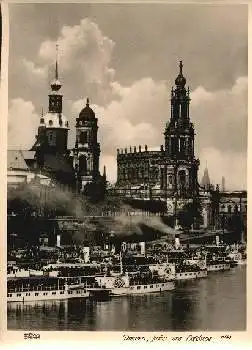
[8,3,247,190]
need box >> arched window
[49,120,53,126]
[168,175,173,189]
[228,205,232,214]
[178,169,186,188]
[79,155,87,174]
[171,137,178,155]
[180,138,185,155]
[47,131,56,146]
[80,132,88,144]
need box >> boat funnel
[82,246,90,263]
[121,242,127,252]
[56,234,61,248]
[175,236,180,249]
[139,242,145,255]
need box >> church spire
[55,43,59,80]
[201,164,211,189]
[103,165,107,179]
[175,60,186,89]
[50,44,61,92]
[48,45,63,114]
[221,176,225,192]
[179,60,183,75]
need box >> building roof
[220,191,247,198]
[21,150,36,160]
[7,150,29,170]
[43,154,74,174]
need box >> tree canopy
[177,199,203,230]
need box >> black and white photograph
[6,3,247,333]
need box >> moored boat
[153,249,208,281]
[227,251,246,266]
[95,272,175,296]
[175,269,208,280]
[204,245,231,272]
[7,277,89,303]
[207,262,230,272]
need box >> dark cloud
[9,3,247,97]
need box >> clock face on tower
[47,130,56,146]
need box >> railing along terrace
[54,211,169,219]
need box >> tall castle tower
[31,47,75,186]
[73,98,101,193]
[32,46,69,157]
[164,61,199,198]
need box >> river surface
[7,265,246,331]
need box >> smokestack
[56,234,61,248]
[175,236,180,249]
[121,242,127,252]
[139,242,145,256]
[82,246,90,263]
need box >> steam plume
[8,181,176,243]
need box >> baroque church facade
[116,62,200,215]
[115,62,247,235]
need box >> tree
[83,177,107,203]
[177,199,202,231]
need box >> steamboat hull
[110,281,175,296]
[207,263,230,272]
[7,288,89,303]
[175,270,207,280]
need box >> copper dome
[79,98,95,120]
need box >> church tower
[201,164,211,189]
[164,61,199,198]
[73,98,101,193]
[32,46,69,156]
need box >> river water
[7,265,246,331]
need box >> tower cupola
[79,98,96,120]
[164,60,196,163]
[74,97,101,192]
[175,60,186,89]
